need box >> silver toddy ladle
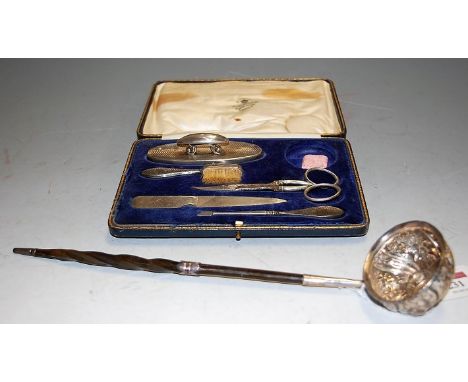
[12,221,454,316]
[361,221,454,315]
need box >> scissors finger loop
[304,183,342,202]
[305,167,339,186]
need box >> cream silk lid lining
[141,80,343,138]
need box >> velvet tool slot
[284,141,338,169]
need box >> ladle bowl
[363,221,454,316]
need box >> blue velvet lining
[113,138,365,227]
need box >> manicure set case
[108,78,369,239]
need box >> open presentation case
[108,78,369,239]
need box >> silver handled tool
[198,206,344,218]
[147,133,263,165]
[141,164,243,184]
[194,168,342,203]
[142,167,201,178]
[131,195,287,208]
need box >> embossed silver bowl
[363,221,454,316]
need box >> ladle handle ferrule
[176,263,363,289]
[302,275,363,289]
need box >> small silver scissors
[193,168,341,202]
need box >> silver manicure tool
[131,195,287,208]
[198,206,344,219]
[147,133,262,165]
[194,168,342,203]
[141,167,201,179]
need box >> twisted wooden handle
[12,247,303,285]
[13,248,180,274]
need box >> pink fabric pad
[301,154,328,169]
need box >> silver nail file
[131,195,287,209]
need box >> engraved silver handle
[198,210,277,217]
[141,167,201,179]
[197,206,344,218]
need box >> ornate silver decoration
[363,221,454,316]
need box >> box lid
[137,78,346,139]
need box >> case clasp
[234,220,244,241]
